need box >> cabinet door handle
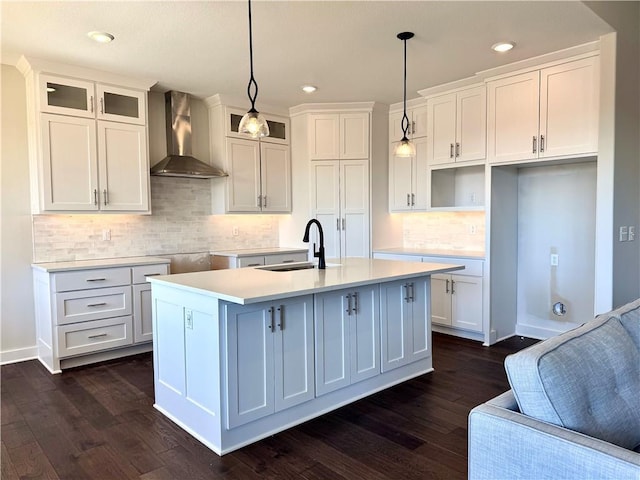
[257,195,262,208]
[337,218,341,231]
[93,189,98,206]
[342,218,345,230]
[411,193,415,206]
[268,307,275,331]
[103,189,109,206]
[86,278,106,282]
[90,96,94,113]
[88,333,107,339]
[540,135,545,152]
[353,292,359,314]
[532,136,537,154]
[100,97,104,114]
[263,195,267,207]
[404,284,410,303]
[345,294,352,315]
[451,279,456,295]
[87,302,107,307]
[409,282,414,302]
[412,120,416,135]
[445,279,450,294]
[455,142,460,157]
[277,305,284,330]
[407,194,411,206]
[450,143,454,158]
[144,273,162,277]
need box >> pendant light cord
[246,0,258,111]
[401,36,410,138]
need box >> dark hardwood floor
[1,333,537,480]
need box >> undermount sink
[256,262,340,272]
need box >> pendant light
[394,32,415,157]
[238,0,269,138]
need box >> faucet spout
[302,219,326,269]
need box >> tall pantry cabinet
[17,57,154,214]
[292,104,377,260]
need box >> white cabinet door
[411,105,429,138]
[451,274,483,332]
[380,278,430,372]
[340,160,370,258]
[430,274,452,326]
[226,138,261,213]
[225,302,274,428]
[427,93,457,166]
[39,75,95,118]
[133,283,153,343]
[273,296,314,411]
[340,113,369,159]
[310,161,341,260]
[412,137,429,210]
[456,86,486,162]
[314,290,350,396]
[96,84,146,125]
[389,153,414,212]
[97,121,149,212]
[260,142,291,213]
[487,71,540,163]
[308,114,340,160]
[40,113,99,211]
[314,286,379,396]
[540,56,599,158]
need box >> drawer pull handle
[87,302,107,307]
[88,333,108,339]
[86,278,106,282]
[247,263,261,267]
[282,260,295,264]
[144,273,161,277]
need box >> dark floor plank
[1,333,535,480]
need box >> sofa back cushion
[505,312,640,450]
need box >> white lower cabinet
[314,285,380,396]
[380,278,431,372]
[223,295,314,429]
[430,272,483,332]
[33,260,169,373]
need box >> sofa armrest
[469,391,640,480]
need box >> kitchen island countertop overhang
[147,257,464,304]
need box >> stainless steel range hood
[151,91,227,178]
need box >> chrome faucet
[302,219,326,269]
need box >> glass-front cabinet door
[96,84,146,125]
[226,107,289,145]
[39,75,95,118]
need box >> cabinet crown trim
[289,102,378,117]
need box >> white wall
[1,64,37,363]
[516,162,597,338]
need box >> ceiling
[1,1,613,108]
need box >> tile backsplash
[32,177,279,263]
[402,211,485,253]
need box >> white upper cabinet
[308,112,369,160]
[41,75,146,125]
[225,107,289,145]
[388,137,428,212]
[427,85,486,165]
[488,55,599,164]
[260,142,291,212]
[19,59,153,214]
[389,104,428,142]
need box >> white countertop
[32,256,171,272]
[148,257,464,305]
[374,247,485,260]
[210,247,308,258]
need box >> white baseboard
[0,346,38,365]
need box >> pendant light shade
[239,0,269,138]
[394,31,415,157]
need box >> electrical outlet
[102,229,111,241]
[185,309,193,329]
[470,193,477,205]
[619,226,629,242]
[470,225,477,235]
[550,254,559,266]
[232,226,239,236]
[629,226,636,241]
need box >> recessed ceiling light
[492,41,515,53]
[88,31,115,44]
[301,85,317,94]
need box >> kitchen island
[148,257,462,455]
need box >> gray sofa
[468,299,640,479]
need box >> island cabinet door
[380,278,431,372]
[224,303,275,429]
[349,285,380,384]
[273,296,314,411]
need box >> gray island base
[148,257,463,455]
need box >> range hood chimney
[150,91,227,178]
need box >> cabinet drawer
[55,286,132,325]
[266,252,308,265]
[132,263,169,284]
[57,316,133,358]
[52,267,131,292]
[237,256,266,268]
[373,253,423,263]
[421,257,484,277]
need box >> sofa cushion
[505,314,640,450]
[609,298,640,351]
